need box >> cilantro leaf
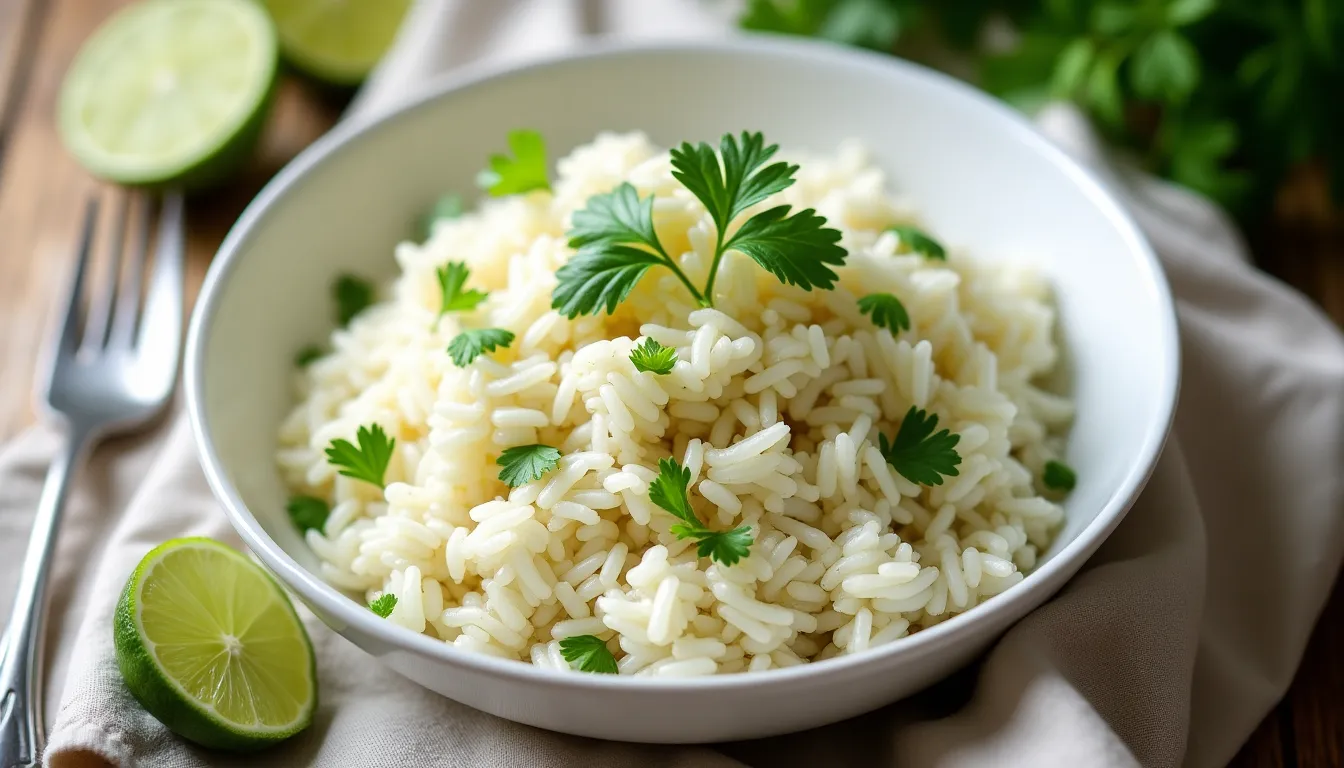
[724,205,847,291]
[649,458,699,529]
[886,225,946,260]
[568,182,666,254]
[629,338,678,375]
[436,261,489,317]
[369,594,397,618]
[1043,460,1077,492]
[878,406,961,486]
[334,274,375,326]
[558,634,618,674]
[420,194,463,239]
[552,245,663,318]
[446,328,515,366]
[497,444,562,488]
[477,129,550,196]
[670,132,796,233]
[692,526,754,567]
[286,495,329,534]
[294,344,324,367]
[857,293,911,334]
[325,423,396,488]
[649,458,755,566]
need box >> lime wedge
[113,538,317,752]
[58,0,279,188]
[261,0,412,86]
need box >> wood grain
[0,1,1339,765]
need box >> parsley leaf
[886,225,946,260]
[294,344,324,367]
[878,406,961,486]
[552,246,664,318]
[558,634,618,674]
[286,495,329,534]
[497,444,562,487]
[369,594,397,618]
[446,328,515,366]
[477,129,550,196]
[671,132,797,232]
[724,205,847,291]
[325,423,396,488]
[568,182,666,254]
[1043,460,1077,492]
[436,262,489,317]
[648,458,754,566]
[629,337,678,375]
[420,194,463,239]
[694,527,755,567]
[857,293,911,334]
[334,274,375,326]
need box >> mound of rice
[277,132,1073,677]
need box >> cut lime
[58,0,279,188]
[113,538,317,752]
[261,0,412,86]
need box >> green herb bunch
[740,0,1344,221]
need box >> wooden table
[1,1,1340,764]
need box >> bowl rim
[186,34,1180,693]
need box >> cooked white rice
[277,132,1073,676]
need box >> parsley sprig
[435,262,489,318]
[369,594,397,618]
[648,458,754,566]
[334,274,375,326]
[552,132,847,317]
[886,225,946,261]
[286,495,329,534]
[447,328,515,366]
[477,129,550,196]
[325,424,396,488]
[497,444,562,488]
[1043,460,1077,492]
[879,406,962,487]
[857,293,911,334]
[558,634,618,674]
[629,338,678,375]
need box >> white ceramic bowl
[186,37,1179,743]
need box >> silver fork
[0,191,185,767]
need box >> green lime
[58,0,279,189]
[261,0,412,86]
[113,538,317,752]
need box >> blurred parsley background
[737,0,1344,227]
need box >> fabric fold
[0,2,1333,766]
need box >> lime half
[113,538,317,752]
[58,0,279,188]
[262,0,412,86]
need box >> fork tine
[109,195,153,349]
[54,197,100,354]
[135,192,184,362]
[80,193,130,351]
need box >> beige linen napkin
[10,1,1341,765]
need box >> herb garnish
[857,293,911,334]
[649,458,754,566]
[334,274,375,326]
[435,261,489,319]
[369,594,397,618]
[325,424,395,489]
[446,328,515,366]
[286,495,329,534]
[629,338,678,375]
[496,444,562,488]
[886,225,946,260]
[552,132,846,317]
[879,406,962,486]
[1043,460,1077,492]
[477,129,551,196]
[558,634,618,674]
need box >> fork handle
[0,432,89,768]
